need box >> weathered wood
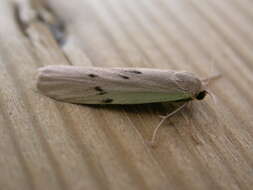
[0,0,252,189]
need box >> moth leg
[206,90,218,104]
[149,102,188,147]
[181,112,190,125]
[190,127,203,145]
[181,101,193,125]
[158,115,169,119]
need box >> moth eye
[196,91,207,100]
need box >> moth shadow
[83,102,185,116]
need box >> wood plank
[0,0,252,189]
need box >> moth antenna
[206,90,217,104]
[150,102,188,147]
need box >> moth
[37,65,218,145]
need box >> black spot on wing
[88,74,98,78]
[94,86,107,95]
[125,70,142,74]
[102,98,113,103]
[94,86,103,92]
[118,74,130,79]
[98,91,107,95]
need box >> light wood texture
[1,0,253,189]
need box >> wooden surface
[1,0,253,189]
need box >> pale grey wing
[37,66,202,104]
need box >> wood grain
[0,0,252,189]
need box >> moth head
[196,73,221,102]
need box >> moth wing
[37,66,201,104]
